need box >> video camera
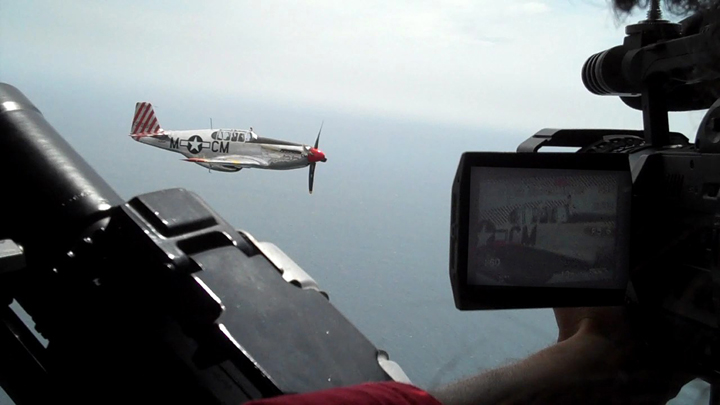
[450,7,720,379]
[0,84,408,403]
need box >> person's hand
[551,306,693,404]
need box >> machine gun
[0,83,408,404]
[450,1,720,393]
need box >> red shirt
[246,381,442,405]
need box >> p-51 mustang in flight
[129,102,327,193]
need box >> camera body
[450,11,720,377]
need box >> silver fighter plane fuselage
[134,129,323,172]
[128,102,328,193]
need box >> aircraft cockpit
[211,129,256,142]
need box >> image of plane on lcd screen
[467,167,630,288]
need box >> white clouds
[0,0,701,136]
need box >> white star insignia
[188,139,201,152]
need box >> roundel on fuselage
[187,135,203,154]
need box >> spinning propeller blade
[314,121,323,149]
[308,121,324,194]
[309,162,316,194]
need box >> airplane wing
[183,155,269,168]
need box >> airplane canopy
[211,129,257,142]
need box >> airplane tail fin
[131,102,164,135]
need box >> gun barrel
[0,83,122,261]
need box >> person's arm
[430,307,691,405]
[430,324,620,404]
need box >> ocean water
[0,81,712,403]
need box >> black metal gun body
[0,83,404,404]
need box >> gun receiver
[0,83,407,404]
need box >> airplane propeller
[309,161,317,194]
[308,121,324,194]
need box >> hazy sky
[0,0,707,136]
